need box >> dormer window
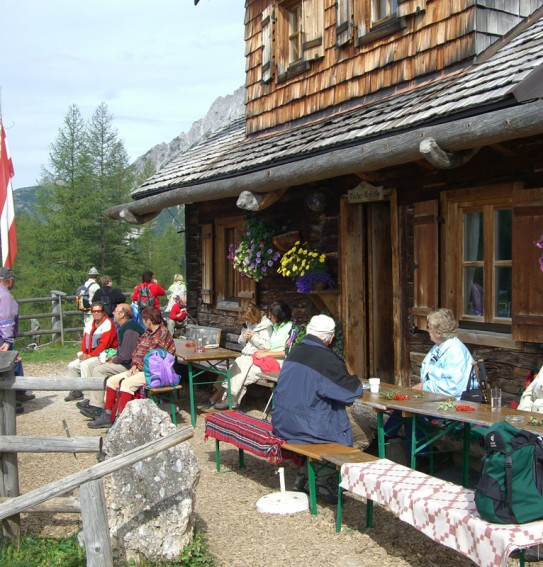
[288,3,303,64]
[372,0,398,23]
[273,0,324,83]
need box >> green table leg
[365,500,374,528]
[377,412,386,458]
[336,482,343,533]
[188,362,196,427]
[215,440,221,472]
[238,448,245,469]
[226,360,232,408]
[410,414,417,469]
[462,422,471,488]
[307,459,318,516]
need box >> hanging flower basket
[278,241,333,291]
[228,216,281,282]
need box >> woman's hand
[128,365,139,376]
[253,350,269,359]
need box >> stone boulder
[102,399,200,563]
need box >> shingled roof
[109,12,543,220]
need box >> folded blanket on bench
[341,459,543,567]
[204,410,287,464]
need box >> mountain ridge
[14,85,245,213]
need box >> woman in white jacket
[202,303,272,410]
[518,365,543,413]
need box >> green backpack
[475,421,543,524]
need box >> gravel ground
[15,362,533,566]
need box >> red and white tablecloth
[340,459,543,567]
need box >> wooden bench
[338,458,539,567]
[204,409,375,515]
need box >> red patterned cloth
[204,410,301,466]
[341,459,543,567]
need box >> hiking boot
[214,400,239,411]
[76,399,90,409]
[199,399,216,413]
[16,393,36,403]
[64,390,83,402]
[293,471,309,492]
[80,405,104,419]
[316,476,339,505]
[87,410,112,429]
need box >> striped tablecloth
[340,458,543,567]
[204,410,287,464]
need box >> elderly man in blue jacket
[272,314,363,500]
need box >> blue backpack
[143,349,180,388]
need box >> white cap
[307,314,335,338]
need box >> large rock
[102,399,200,563]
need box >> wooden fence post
[80,479,113,567]
[0,351,20,543]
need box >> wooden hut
[108,1,543,401]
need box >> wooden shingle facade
[109,1,543,402]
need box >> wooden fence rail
[0,352,194,566]
[15,290,132,346]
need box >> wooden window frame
[443,185,513,333]
[276,0,323,83]
[214,217,256,311]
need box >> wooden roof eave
[105,98,543,224]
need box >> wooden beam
[419,137,479,168]
[0,497,80,514]
[236,188,289,211]
[106,100,543,223]
[0,436,101,453]
[80,480,113,567]
[0,377,108,391]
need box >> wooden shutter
[261,6,273,83]
[336,0,352,46]
[512,186,543,342]
[412,200,439,329]
[201,223,214,305]
[237,274,256,309]
[303,0,324,59]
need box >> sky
[1,0,246,190]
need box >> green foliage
[12,104,186,306]
[0,529,216,567]
[17,344,76,363]
[0,533,85,567]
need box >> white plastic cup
[491,387,502,412]
[99,352,107,364]
[369,377,380,394]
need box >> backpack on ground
[75,283,91,311]
[137,284,154,311]
[475,421,543,524]
[143,349,180,388]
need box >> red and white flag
[0,125,17,268]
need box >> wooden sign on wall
[347,182,391,203]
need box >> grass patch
[15,343,76,364]
[0,529,216,567]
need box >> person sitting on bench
[272,314,363,500]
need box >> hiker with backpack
[131,271,165,325]
[75,267,101,326]
[87,306,175,429]
[93,275,126,318]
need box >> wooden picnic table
[174,340,240,427]
[362,382,543,486]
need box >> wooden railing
[16,290,132,346]
[0,352,193,565]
